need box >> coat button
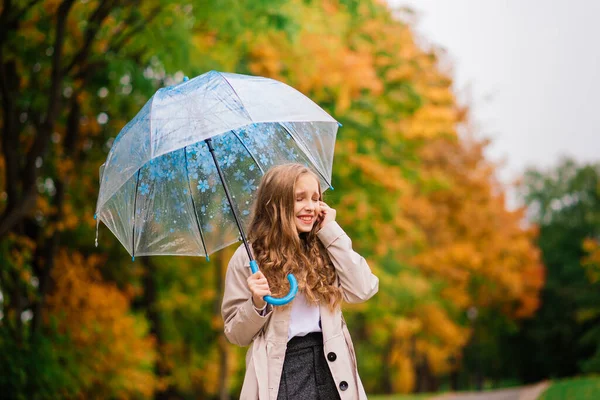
[339,381,348,391]
[327,352,337,362]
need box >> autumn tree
[240,0,543,393]
[2,0,547,397]
[0,1,194,397]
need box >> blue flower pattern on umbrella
[139,182,150,196]
[243,179,256,193]
[197,180,209,192]
[221,198,231,213]
[120,121,317,254]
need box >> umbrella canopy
[95,71,339,260]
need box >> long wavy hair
[248,163,342,310]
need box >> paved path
[430,381,550,400]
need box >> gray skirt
[277,332,341,400]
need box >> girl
[221,163,378,399]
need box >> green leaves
[513,158,600,378]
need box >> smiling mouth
[298,216,314,224]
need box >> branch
[11,0,42,22]
[0,58,20,211]
[22,0,75,185]
[0,0,42,43]
[0,5,24,230]
[31,94,80,334]
[45,0,76,122]
[73,5,159,80]
[0,0,15,43]
[108,4,161,55]
[99,1,140,46]
[63,0,118,75]
[0,0,75,239]
[0,184,36,237]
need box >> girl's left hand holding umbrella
[248,271,271,310]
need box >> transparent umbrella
[95,70,340,305]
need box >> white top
[288,292,321,340]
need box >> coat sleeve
[317,221,379,304]
[221,245,273,347]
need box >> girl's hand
[317,201,336,230]
[247,271,271,309]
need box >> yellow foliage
[583,238,600,283]
[4,233,36,273]
[393,355,416,393]
[46,250,157,398]
[394,317,422,339]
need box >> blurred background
[0,1,599,399]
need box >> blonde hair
[248,163,342,309]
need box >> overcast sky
[389,0,600,187]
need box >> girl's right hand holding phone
[247,271,271,309]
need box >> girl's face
[293,174,320,234]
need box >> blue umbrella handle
[249,260,298,306]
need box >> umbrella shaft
[205,138,254,262]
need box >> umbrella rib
[183,147,209,260]
[206,138,254,262]
[216,72,255,123]
[131,169,141,260]
[231,130,265,174]
[279,123,332,189]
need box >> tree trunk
[214,251,230,400]
[381,337,394,394]
[141,258,173,400]
[30,95,80,335]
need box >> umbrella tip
[93,213,97,220]
[183,76,189,82]
[206,256,210,262]
[337,122,343,127]
[330,186,334,191]
[132,256,135,262]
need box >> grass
[369,394,433,400]
[539,376,600,400]
[369,376,600,400]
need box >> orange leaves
[3,233,37,275]
[56,158,75,180]
[399,106,459,139]
[393,317,423,339]
[41,0,62,14]
[350,155,410,193]
[46,249,157,398]
[414,304,469,374]
[248,33,286,80]
[245,0,382,112]
[406,129,544,318]
[392,354,416,393]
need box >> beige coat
[221,221,379,399]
